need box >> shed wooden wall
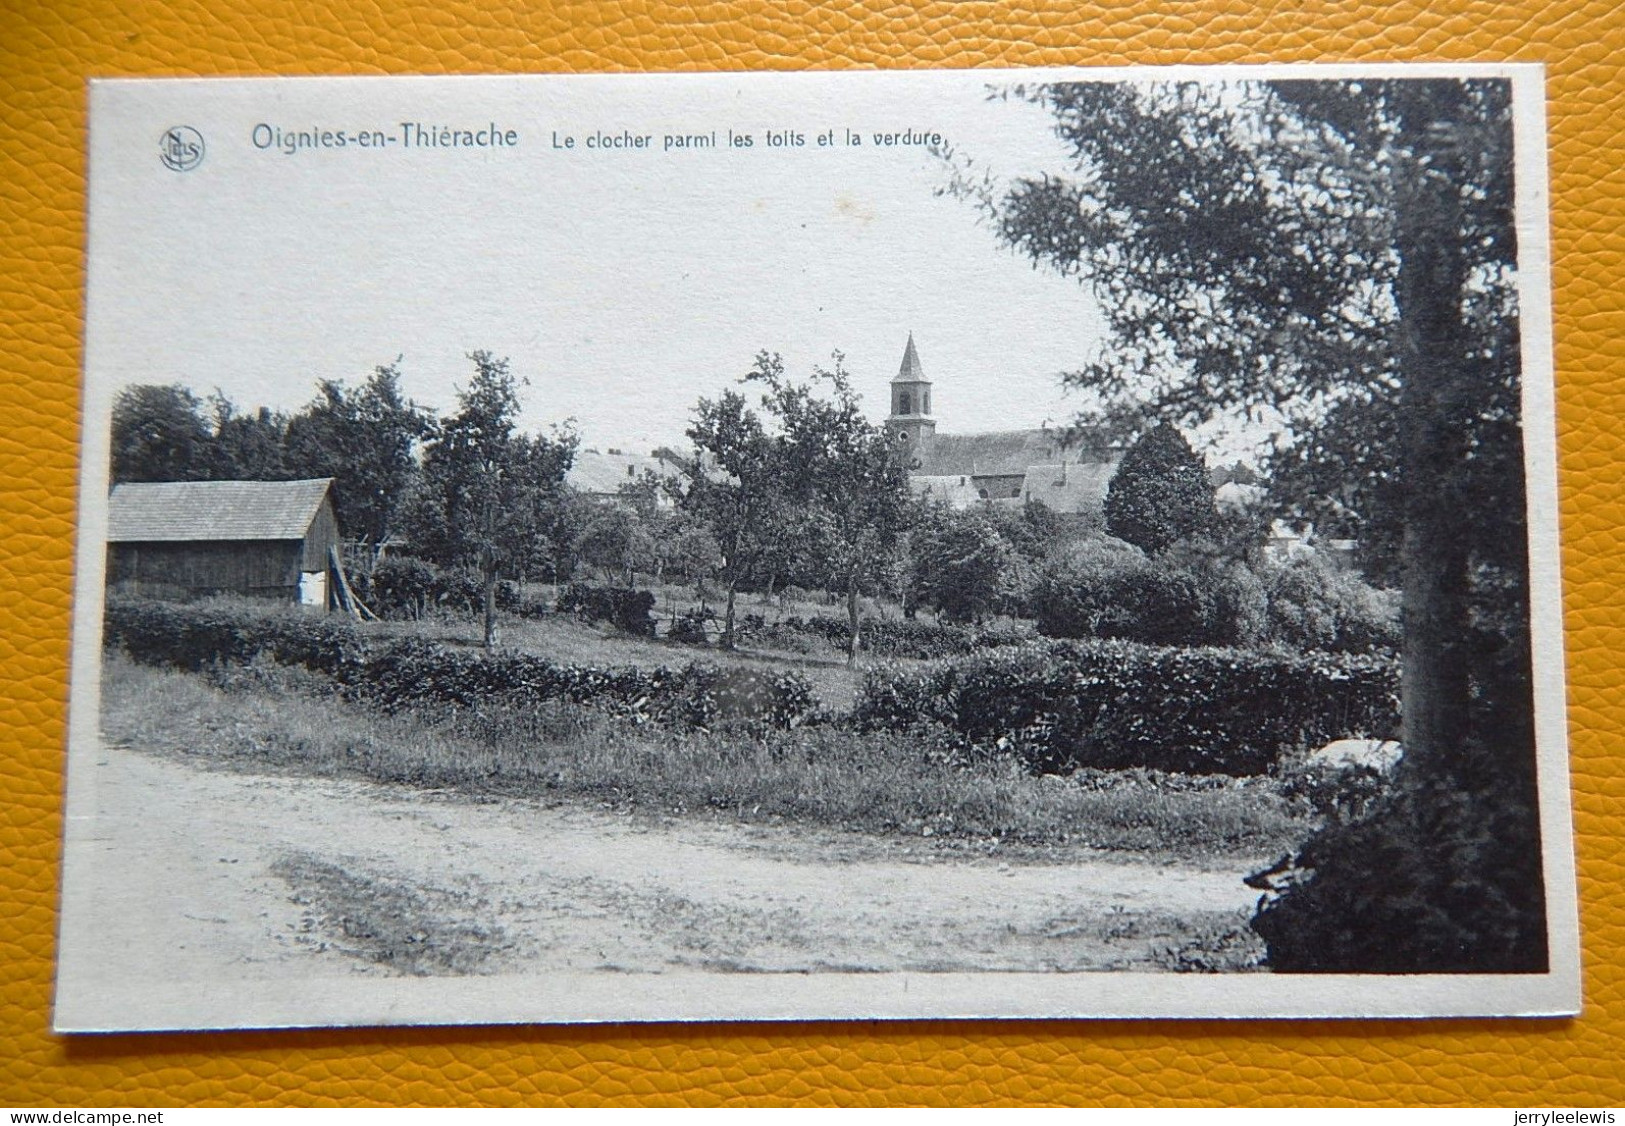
[301,497,341,573]
[108,540,305,601]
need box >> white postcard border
[56,62,1580,1032]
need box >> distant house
[1019,460,1118,514]
[910,475,984,508]
[566,448,688,507]
[106,478,341,606]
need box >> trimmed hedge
[102,599,367,673]
[358,638,813,729]
[105,599,812,730]
[104,600,1396,773]
[852,640,1399,775]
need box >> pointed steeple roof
[893,332,928,384]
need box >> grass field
[102,651,1313,862]
[364,604,895,710]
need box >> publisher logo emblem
[159,126,205,172]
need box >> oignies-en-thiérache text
[249,122,519,156]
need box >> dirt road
[61,743,1266,989]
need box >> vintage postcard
[57,64,1578,1031]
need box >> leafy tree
[284,362,434,551]
[750,508,827,604]
[1103,423,1217,554]
[1009,499,1065,557]
[539,487,592,585]
[110,384,216,483]
[909,505,1018,624]
[209,395,289,481]
[369,555,439,620]
[682,354,798,649]
[515,432,584,583]
[945,78,1539,969]
[669,515,724,603]
[411,352,576,648]
[615,470,683,587]
[574,503,648,587]
[763,352,915,661]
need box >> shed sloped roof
[107,479,335,543]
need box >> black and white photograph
[57,65,1577,1030]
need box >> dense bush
[507,585,555,619]
[555,583,657,636]
[1033,542,1264,648]
[1271,754,1391,822]
[428,567,486,616]
[1259,558,1401,653]
[1250,769,1547,972]
[907,508,1022,623]
[369,556,439,620]
[853,639,1399,775]
[667,607,712,645]
[1033,539,1398,655]
[105,598,813,731]
[1031,539,1137,641]
[425,568,525,616]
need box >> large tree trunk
[721,572,740,650]
[845,574,861,667]
[1397,460,1472,773]
[1393,86,1474,778]
[481,550,499,651]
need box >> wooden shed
[106,478,341,606]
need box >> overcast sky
[87,74,1124,455]
[86,72,1312,465]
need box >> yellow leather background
[3,0,1622,1107]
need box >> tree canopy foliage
[763,352,915,660]
[682,354,795,649]
[111,384,218,484]
[681,351,913,654]
[943,77,1541,971]
[409,351,577,648]
[111,364,435,555]
[1104,423,1217,555]
[283,363,434,549]
[946,76,1526,755]
[907,506,1019,624]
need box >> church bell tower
[885,332,937,452]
